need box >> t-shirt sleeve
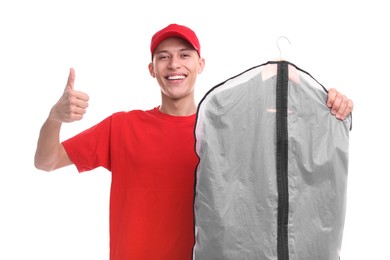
[62,116,112,172]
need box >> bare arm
[34,68,89,171]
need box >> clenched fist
[326,88,353,120]
[50,68,90,123]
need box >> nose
[168,55,181,69]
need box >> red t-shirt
[62,107,198,260]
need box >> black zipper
[276,61,289,260]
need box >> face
[148,37,205,103]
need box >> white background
[0,0,388,259]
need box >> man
[34,24,353,259]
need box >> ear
[148,62,155,78]
[198,57,206,74]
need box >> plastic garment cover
[193,61,351,260]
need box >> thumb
[65,67,75,91]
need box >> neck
[159,96,197,116]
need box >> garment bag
[193,61,351,260]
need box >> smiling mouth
[167,75,186,80]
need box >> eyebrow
[155,47,196,55]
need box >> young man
[34,24,353,259]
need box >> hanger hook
[276,36,291,60]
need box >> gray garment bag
[193,61,351,260]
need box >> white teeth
[168,75,185,80]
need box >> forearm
[34,116,69,171]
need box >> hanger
[264,36,300,83]
[276,36,291,60]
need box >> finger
[332,94,345,116]
[326,88,337,109]
[62,105,87,122]
[72,106,88,117]
[329,93,343,116]
[338,99,354,119]
[65,68,75,91]
[73,90,90,103]
[72,96,89,109]
[64,112,85,122]
[335,96,349,119]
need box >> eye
[181,53,191,58]
[158,55,169,60]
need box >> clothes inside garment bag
[193,61,351,260]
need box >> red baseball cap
[150,23,201,57]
